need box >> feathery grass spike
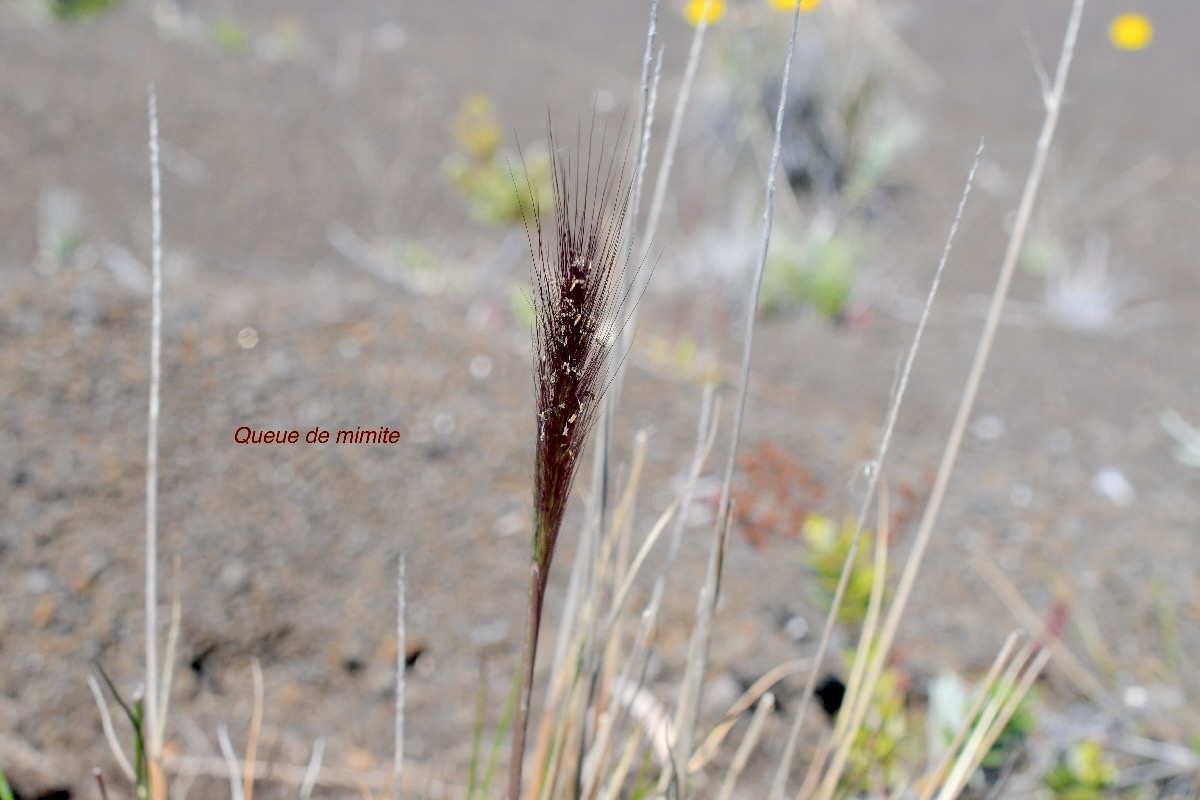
[509,119,633,800]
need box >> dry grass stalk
[396,552,407,798]
[241,659,264,800]
[144,83,164,782]
[783,2,1087,796]
[670,3,807,794]
[808,492,893,800]
[917,632,1021,800]
[771,140,983,799]
[162,754,468,800]
[875,0,1086,694]
[972,553,1114,710]
[935,646,1052,800]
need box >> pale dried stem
[242,659,264,800]
[671,4,805,793]
[217,725,244,800]
[156,556,183,753]
[800,1,1084,795]
[298,739,325,800]
[936,647,1052,800]
[87,675,136,782]
[917,631,1021,800]
[638,0,709,271]
[689,659,810,774]
[972,553,1114,710]
[564,1,661,780]
[771,141,983,800]
[162,754,466,800]
[876,0,1085,704]
[716,692,775,800]
[811,493,892,800]
[144,82,163,767]
[396,552,407,799]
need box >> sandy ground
[2,1,1199,798]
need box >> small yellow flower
[683,0,726,26]
[769,0,822,12]
[1109,12,1153,51]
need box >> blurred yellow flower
[683,0,726,26]
[450,93,503,162]
[769,0,822,11]
[1109,12,1153,50]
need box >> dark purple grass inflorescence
[524,122,633,592]
[507,121,634,799]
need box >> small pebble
[237,327,259,349]
[1122,684,1148,710]
[783,614,809,643]
[220,560,250,594]
[1092,466,1134,507]
[24,569,52,594]
[469,355,492,381]
[433,412,455,436]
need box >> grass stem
[144,82,163,774]
[670,3,805,792]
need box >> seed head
[522,121,633,588]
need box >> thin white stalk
[812,495,893,800]
[640,0,711,268]
[163,754,463,799]
[298,738,325,800]
[87,675,136,782]
[602,405,719,637]
[716,692,774,800]
[870,0,1086,760]
[935,647,1052,800]
[623,0,661,283]
[155,556,183,753]
[918,632,1021,800]
[144,83,163,763]
[670,3,805,792]
[243,659,264,800]
[597,389,720,782]
[689,659,810,773]
[217,725,245,800]
[769,141,984,800]
[644,384,716,629]
[972,552,1113,710]
[572,0,662,696]
[395,552,406,799]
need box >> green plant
[760,226,863,320]
[442,94,552,227]
[94,665,151,800]
[1044,740,1119,800]
[802,513,880,625]
[467,664,523,800]
[927,671,1040,784]
[48,0,123,21]
[839,657,911,795]
[210,17,251,53]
